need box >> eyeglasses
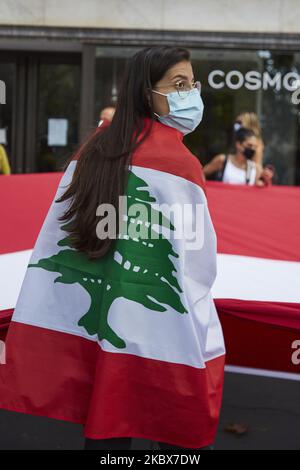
[153,80,201,99]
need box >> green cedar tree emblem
[28,171,187,349]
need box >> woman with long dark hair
[0,46,225,450]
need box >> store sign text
[208,70,300,91]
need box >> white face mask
[151,88,204,135]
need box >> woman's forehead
[164,61,193,80]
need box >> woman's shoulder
[132,124,206,192]
[214,153,227,163]
[180,147,207,190]
[207,153,227,170]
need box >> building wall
[0,0,300,34]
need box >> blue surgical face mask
[151,87,204,135]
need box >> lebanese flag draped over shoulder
[0,117,225,448]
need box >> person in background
[203,127,264,185]
[98,106,116,127]
[234,112,274,185]
[234,112,264,165]
[0,143,11,174]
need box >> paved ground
[0,372,299,450]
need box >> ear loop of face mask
[151,89,168,118]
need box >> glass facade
[0,61,15,166]
[0,53,80,174]
[36,62,81,172]
[94,46,139,123]
[1,43,300,184]
[95,46,300,185]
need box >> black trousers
[84,437,213,450]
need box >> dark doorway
[0,52,81,173]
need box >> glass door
[0,52,81,174]
[0,57,16,174]
[35,55,81,172]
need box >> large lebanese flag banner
[1,172,300,382]
[208,181,300,380]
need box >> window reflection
[94,46,300,185]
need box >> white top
[222,155,256,185]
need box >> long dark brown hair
[56,46,191,260]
